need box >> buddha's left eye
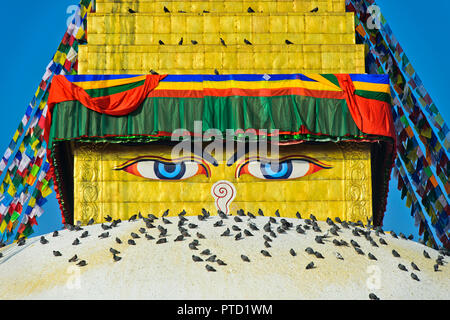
[115,157,209,180]
[236,157,331,180]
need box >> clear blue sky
[0,1,448,244]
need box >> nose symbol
[211,180,236,215]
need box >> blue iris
[154,161,186,180]
[260,161,293,179]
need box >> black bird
[244,229,253,237]
[341,221,349,229]
[77,260,87,267]
[206,255,217,262]
[138,228,146,234]
[235,232,242,241]
[258,209,264,216]
[200,249,211,255]
[296,225,305,234]
[295,212,302,219]
[159,40,165,45]
[354,247,364,255]
[198,215,205,221]
[105,215,112,222]
[285,39,294,45]
[162,217,172,225]
[351,240,360,248]
[335,217,342,223]
[289,249,296,256]
[217,259,227,266]
[411,262,420,271]
[234,216,243,223]
[248,222,259,231]
[305,247,315,255]
[164,6,170,13]
[330,228,339,236]
[314,251,324,259]
[315,236,325,244]
[115,237,122,244]
[128,8,136,14]
[156,238,167,244]
[188,242,198,250]
[410,273,420,281]
[40,236,49,244]
[214,69,220,75]
[203,10,210,13]
[72,238,80,246]
[68,254,78,262]
[399,232,407,240]
[192,255,203,262]
[368,253,377,261]
[352,229,360,237]
[214,220,224,227]
[333,239,342,247]
[369,293,379,300]
[101,223,111,230]
[53,231,59,237]
[80,231,89,238]
[87,218,95,225]
[162,209,169,217]
[178,10,186,13]
[130,232,140,239]
[305,261,315,269]
[247,7,255,13]
[188,223,198,229]
[310,214,317,221]
[218,210,228,219]
[434,264,439,272]
[398,264,408,271]
[263,235,272,242]
[98,232,109,239]
[174,235,184,242]
[274,209,280,217]
[423,250,431,259]
[205,264,216,272]
[220,228,231,237]
[390,231,398,238]
[312,225,322,233]
[277,226,286,234]
[196,232,206,239]
[150,69,159,75]
[128,239,136,245]
[241,254,250,262]
[158,226,167,237]
[379,238,388,245]
[244,39,252,45]
[220,38,227,47]
[261,250,271,257]
[129,214,137,222]
[191,40,198,45]
[110,248,120,255]
[236,209,245,216]
[369,240,379,248]
[113,254,122,262]
[247,212,256,219]
[264,241,271,248]
[339,239,349,247]
[53,250,62,257]
[304,219,312,225]
[392,249,401,258]
[263,222,272,233]
[145,234,155,240]
[269,231,277,238]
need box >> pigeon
[258,209,264,216]
[351,240,360,248]
[247,7,255,13]
[274,209,280,217]
[158,226,167,237]
[200,249,211,255]
[72,238,80,246]
[315,236,325,244]
[277,226,286,234]
[150,69,159,75]
[369,293,379,300]
[68,255,78,262]
[130,232,140,239]
[53,231,59,237]
[188,242,198,250]
[196,232,206,239]
[263,235,272,242]
[237,209,245,216]
[203,10,210,13]
[77,260,87,267]
[241,255,250,262]
[197,215,205,221]
[163,6,170,13]
[110,248,120,255]
[104,215,112,222]
[398,264,408,271]
[217,259,227,266]
[53,250,62,257]
[156,238,167,244]
[392,249,401,258]
[264,241,271,248]
[220,228,231,237]
[352,229,360,237]
[354,247,364,255]
[244,229,253,237]
[269,217,277,224]
[310,214,317,221]
[234,216,243,223]
[261,250,271,257]
[289,249,296,256]
[334,217,342,223]
[314,251,324,259]
[214,220,224,227]
[248,223,259,231]
[128,8,136,14]
[87,218,95,225]
[128,239,136,245]
[129,214,137,222]
[312,225,322,233]
[423,250,431,259]
[341,221,349,229]
[178,10,186,13]
[304,219,312,225]
[205,264,216,272]
[296,225,305,234]
[40,236,49,244]
[214,69,220,75]
[305,247,315,255]
[305,262,315,270]
[269,231,277,238]
[101,223,111,231]
[206,255,217,262]
[162,217,172,224]
[295,212,302,219]
[115,237,122,244]
[235,232,242,241]
[145,234,155,240]
[159,40,165,45]
[285,39,294,45]
[411,262,420,271]
[244,39,252,45]
[332,239,342,247]
[433,264,439,272]
[369,240,379,248]
[247,212,256,219]
[335,252,344,260]
[329,227,339,236]
[174,235,184,242]
[368,253,377,261]
[218,211,228,219]
[192,255,203,262]
[162,210,170,218]
[379,238,388,245]
[410,273,420,281]
[138,228,146,234]
[113,254,122,262]
[390,231,398,238]
[188,223,198,229]
[263,223,272,233]
[399,232,407,240]
[191,40,198,45]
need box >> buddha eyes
[115,157,210,180]
[116,156,330,181]
[235,156,332,180]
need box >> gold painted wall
[73,142,372,223]
[79,0,364,74]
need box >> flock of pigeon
[3,206,447,300]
